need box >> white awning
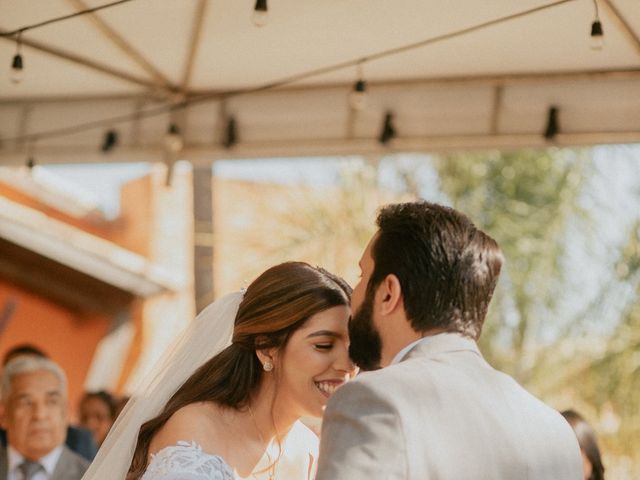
[0,195,180,297]
[1,0,639,164]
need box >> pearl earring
[263,361,273,372]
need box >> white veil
[82,291,244,480]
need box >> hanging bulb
[11,53,24,84]
[163,123,183,153]
[224,117,237,149]
[101,129,118,152]
[543,106,559,140]
[590,0,604,50]
[349,61,368,111]
[252,0,268,27]
[26,156,35,170]
[349,80,368,111]
[378,111,396,145]
[590,20,604,50]
[11,32,24,84]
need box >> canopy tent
[1,0,639,166]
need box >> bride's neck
[249,377,297,442]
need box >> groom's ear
[377,274,403,316]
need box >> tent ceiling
[1,0,639,165]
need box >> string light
[11,33,24,84]
[24,139,36,174]
[543,106,559,140]
[163,123,183,153]
[224,116,237,149]
[1,0,578,148]
[378,111,396,144]
[590,0,604,50]
[252,0,268,27]
[348,61,367,111]
[101,129,118,152]
[0,0,137,38]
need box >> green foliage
[434,149,589,380]
[434,149,640,474]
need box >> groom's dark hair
[368,201,503,339]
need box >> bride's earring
[263,361,273,372]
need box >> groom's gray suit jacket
[0,443,89,480]
[316,333,583,480]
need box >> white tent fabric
[1,0,639,165]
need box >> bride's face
[275,305,354,418]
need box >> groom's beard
[348,287,382,371]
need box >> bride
[83,262,355,480]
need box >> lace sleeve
[141,441,235,480]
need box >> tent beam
[66,0,176,91]
[3,67,639,106]
[181,0,209,92]
[2,131,639,167]
[601,0,640,56]
[0,28,175,94]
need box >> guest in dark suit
[0,344,97,461]
[0,356,89,479]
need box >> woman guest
[79,390,118,447]
[562,410,605,480]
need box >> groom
[316,201,582,480]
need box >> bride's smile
[314,379,345,398]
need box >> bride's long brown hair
[127,262,351,479]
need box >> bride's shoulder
[149,402,225,456]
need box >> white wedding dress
[139,421,318,480]
[141,441,234,480]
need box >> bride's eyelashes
[313,343,334,351]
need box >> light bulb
[252,0,268,27]
[349,80,367,111]
[590,20,604,50]
[11,54,23,84]
[252,10,268,27]
[164,124,183,153]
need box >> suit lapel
[51,447,74,480]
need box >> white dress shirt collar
[8,444,64,479]
[390,337,425,365]
[390,332,481,365]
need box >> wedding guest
[0,344,97,461]
[2,344,48,367]
[562,410,605,480]
[0,356,89,479]
[79,391,117,447]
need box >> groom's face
[348,236,383,371]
